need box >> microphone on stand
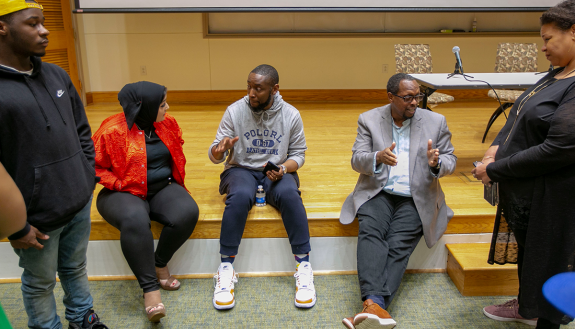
[448,46,472,79]
[452,46,464,74]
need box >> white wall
[75,13,549,93]
[0,234,492,280]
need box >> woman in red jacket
[92,81,199,322]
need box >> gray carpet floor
[1,273,573,328]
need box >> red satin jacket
[92,113,187,199]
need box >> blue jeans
[14,198,93,329]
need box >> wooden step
[88,205,494,240]
[446,243,518,296]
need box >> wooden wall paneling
[85,88,491,105]
[203,12,542,37]
[40,0,81,92]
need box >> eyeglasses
[391,93,425,103]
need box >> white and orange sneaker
[213,262,238,310]
[294,261,316,308]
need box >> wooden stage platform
[85,100,504,241]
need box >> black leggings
[97,183,199,293]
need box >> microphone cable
[460,74,507,119]
[465,67,554,120]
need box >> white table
[409,72,546,142]
[409,72,543,91]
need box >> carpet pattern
[1,273,574,328]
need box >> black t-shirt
[145,128,173,197]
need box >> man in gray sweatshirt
[208,64,315,310]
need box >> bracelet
[482,156,494,160]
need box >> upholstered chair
[394,44,455,108]
[483,43,538,142]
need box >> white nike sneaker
[294,261,316,308]
[213,262,238,310]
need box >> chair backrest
[494,43,538,73]
[394,44,433,74]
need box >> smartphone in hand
[473,161,498,206]
[263,162,280,176]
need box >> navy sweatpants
[218,167,311,256]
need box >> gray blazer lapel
[380,105,393,149]
[409,110,423,179]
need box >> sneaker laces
[213,264,238,294]
[498,299,519,309]
[82,310,109,329]
[294,262,314,292]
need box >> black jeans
[356,190,423,309]
[219,167,310,256]
[97,183,199,293]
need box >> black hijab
[118,81,166,133]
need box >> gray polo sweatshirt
[208,92,307,171]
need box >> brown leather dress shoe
[353,299,396,329]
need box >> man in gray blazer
[341,73,456,329]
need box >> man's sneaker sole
[354,313,397,329]
[295,294,316,308]
[342,317,355,329]
[213,298,235,310]
[482,307,537,326]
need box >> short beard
[248,90,273,114]
[404,109,415,121]
[10,26,46,58]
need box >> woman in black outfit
[473,1,575,328]
[93,82,199,322]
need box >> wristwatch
[280,164,287,174]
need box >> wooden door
[40,0,81,92]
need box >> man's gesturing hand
[427,139,439,168]
[212,136,239,160]
[376,142,397,166]
[10,225,49,250]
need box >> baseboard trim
[405,269,447,274]
[0,269,447,284]
[86,89,490,105]
[0,278,21,284]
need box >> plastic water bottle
[256,185,266,207]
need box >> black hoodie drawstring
[23,76,51,128]
[39,73,67,125]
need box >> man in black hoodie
[0,1,107,328]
